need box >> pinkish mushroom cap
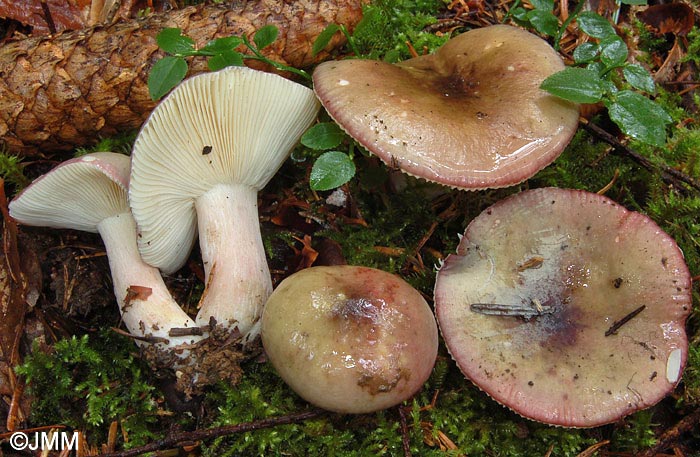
[262,265,439,414]
[434,187,692,427]
[313,25,579,190]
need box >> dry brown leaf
[638,3,695,37]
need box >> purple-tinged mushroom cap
[261,265,439,414]
[313,25,579,190]
[434,187,692,427]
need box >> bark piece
[0,0,365,156]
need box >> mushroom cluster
[434,187,692,427]
[9,67,320,378]
[8,22,694,428]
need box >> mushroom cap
[129,66,320,273]
[261,265,439,414]
[313,25,579,190]
[434,187,692,427]
[9,152,130,232]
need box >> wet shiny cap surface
[313,25,580,190]
[434,187,692,427]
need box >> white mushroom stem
[98,212,202,348]
[194,182,271,342]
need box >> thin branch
[605,305,646,337]
[579,118,700,193]
[639,407,700,457]
[39,0,57,34]
[93,408,327,457]
[398,406,412,457]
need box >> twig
[168,325,210,337]
[110,327,169,345]
[93,408,327,457]
[639,408,700,457]
[39,0,57,34]
[605,305,646,336]
[399,406,412,457]
[579,118,700,193]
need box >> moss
[0,149,30,191]
[350,0,450,61]
[15,330,165,448]
[73,131,137,157]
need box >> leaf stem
[241,35,311,80]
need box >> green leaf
[208,50,244,71]
[622,64,656,94]
[607,91,672,147]
[599,35,628,68]
[510,6,529,22]
[199,36,243,55]
[156,28,195,55]
[540,67,605,104]
[576,12,617,39]
[253,25,279,50]
[301,123,346,150]
[312,24,341,57]
[310,151,356,191]
[573,42,599,63]
[148,56,188,100]
[527,10,560,37]
[529,0,554,11]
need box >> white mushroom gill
[129,67,320,344]
[9,153,202,359]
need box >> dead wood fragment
[0,0,366,156]
[579,118,700,193]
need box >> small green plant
[510,0,674,147]
[300,122,357,191]
[15,331,163,447]
[0,150,29,190]
[148,25,309,100]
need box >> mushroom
[261,265,438,414]
[312,25,579,190]
[129,67,320,344]
[8,152,202,360]
[434,187,692,427]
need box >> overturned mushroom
[129,67,320,344]
[313,25,579,190]
[261,266,438,414]
[8,152,202,361]
[434,187,692,427]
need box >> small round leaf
[577,12,617,39]
[208,50,244,71]
[573,42,599,63]
[607,91,672,147]
[599,35,628,68]
[148,56,188,100]
[540,67,605,104]
[254,25,279,50]
[301,123,346,150]
[310,151,356,191]
[156,28,195,55]
[622,64,656,94]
